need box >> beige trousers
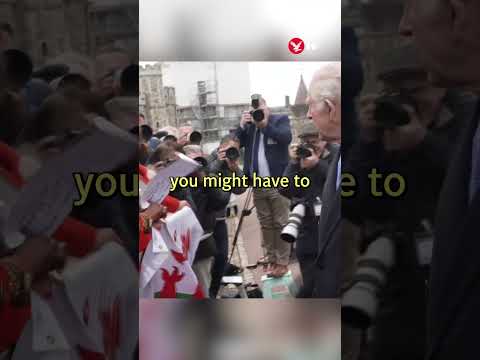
[253,188,291,266]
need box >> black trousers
[209,220,229,297]
[296,254,317,298]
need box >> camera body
[250,94,265,122]
[374,92,417,129]
[296,144,314,159]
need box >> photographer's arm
[279,161,302,199]
[231,166,247,195]
[310,160,330,190]
[343,141,395,226]
[205,186,231,212]
[208,159,224,175]
[261,116,292,145]
[234,125,249,149]
[408,130,451,174]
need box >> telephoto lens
[281,204,306,243]
[225,147,240,161]
[341,236,396,329]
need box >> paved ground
[218,190,302,298]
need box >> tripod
[228,187,255,264]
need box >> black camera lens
[296,144,313,159]
[250,109,265,122]
[374,94,415,129]
[225,147,240,161]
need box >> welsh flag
[139,207,205,299]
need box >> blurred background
[140,0,341,61]
[140,300,341,360]
[342,0,409,92]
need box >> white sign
[13,243,138,360]
[6,129,136,238]
[139,207,205,299]
[140,153,199,206]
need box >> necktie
[469,120,480,203]
[251,128,261,175]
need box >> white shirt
[257,131,271,177]
[469,119,480,202]
[336,155,342,191]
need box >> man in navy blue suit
[398,2,480,359]
[235,96,292,277]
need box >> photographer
[206,134,246,297]
[343,53,478,359]
[183,147,230,297]
[279,122,332,297]
[235,95,292,278]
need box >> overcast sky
[140,0,340,61]
[140,62,335,107]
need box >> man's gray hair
[310,62,341,103]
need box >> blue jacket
[235,114,292,178]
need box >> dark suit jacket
[427,104,480,360]
[313,145,341,298]
[235,114,292,178]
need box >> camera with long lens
[250,94,265,122]
[281,204,306,243]
[296,143,314,159]
[374,92,417,129]
[341,235,396,329]
[225,147,240,161]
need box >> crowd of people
[340,1,480,360]
[138,63,342,299]
[2,0,480,358]
[0,20,344,357]
[0,23,139,357]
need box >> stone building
[140,62,177,130]
[342,0,407,92]
[177,74,309,151]
[0,0,138,66]
[88,0,138,57]
[0,0,90,65]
